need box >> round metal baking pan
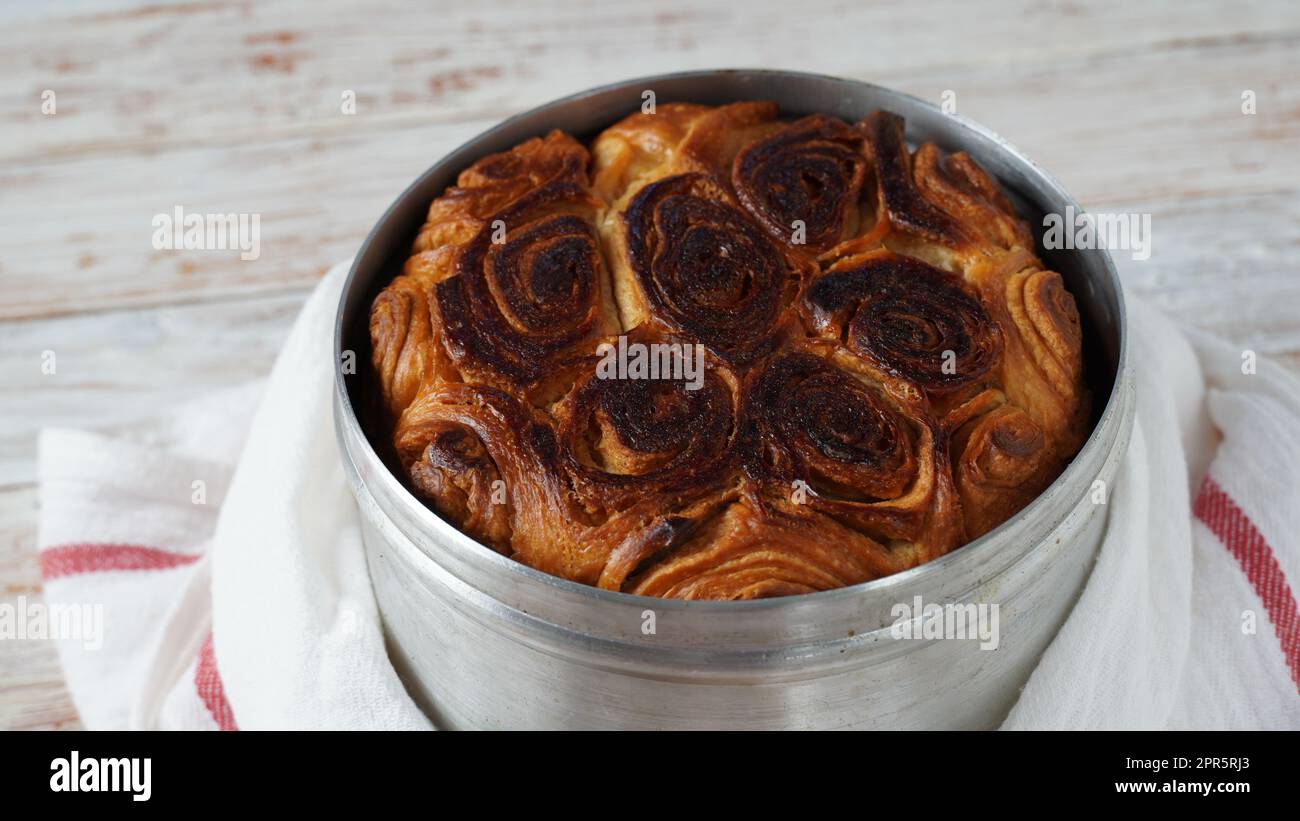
[334,69,1134,729]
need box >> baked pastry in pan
[369,102,1089,600]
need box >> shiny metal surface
[334,70,1134,729]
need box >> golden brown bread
[369,102,1090,600]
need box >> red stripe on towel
[40,543,202,580]
[1194,476,1300,694]
[196,632,238,731]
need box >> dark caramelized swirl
[556,359,737,512]
[859,110,972,249]
[370,102,1089,600]
[912,144,1033,251]
[742,351,915,501]
[621,172,795,366]
[369,130,615,407]
[805,251,1002,393]
[732,115,868,252]
[739,347,956,547]
[434,195,608,395]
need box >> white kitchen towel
[1003,302,1300,729]
[37,261,429,730]
[35,261,1300,729]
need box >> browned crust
[369,103,1089,599]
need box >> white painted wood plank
[0,292,304,488]
[0,122,482,321]
[899,33,1299,207]
[2,0,1296,162]
[1114,190,1300,356]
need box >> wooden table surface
[2,0,1297,730]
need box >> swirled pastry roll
[370,102,1089,599]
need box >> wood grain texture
[1115,191,1300,355]
[1,294,299,489]
[3,0,1292,163]
[0,487,80,730]
[2,0,1298,729]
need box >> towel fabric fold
[35,261,1300,729]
